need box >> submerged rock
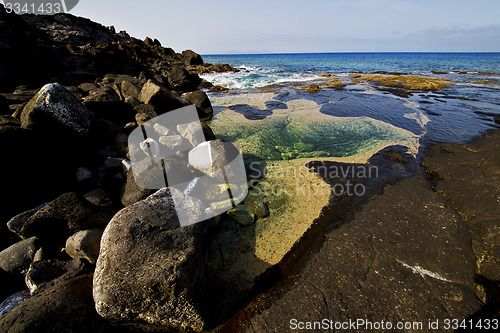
[0,289,30,319]
[251,201,270,218]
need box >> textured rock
[65,229,104,264]
[168,65,199,92]
[138,79,189,113]
[93,188,208,332]
[0,237,39,275]
[181,50,203,66]
[7,203,48,238]
[20,83,94,135]
[20,193,115,242]
[177,121,206,147]
[25,259,88,295]
[83,189,113,208]
[0,274,111,332]
[181,90,213,121]
[120,169,155,207]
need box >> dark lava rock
[7,203,48,238]
[65,229,104,264]
[0,274,112,333]
[93,188,208,332]
[20,83,94,136]
[251,201,270,218]
[168,65,200,92]
[182,90,214,121]
[83,87,135,125]
[25,258,88,295]
[0,237,39,275]
[19,192,115,244]
[83,189,113,208]
[138,79,189,113]
[120,168,155,207]
[181,50,203,66]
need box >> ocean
[202,52,500,89]
[201,53,500,151]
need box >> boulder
[181,90,214,121]
[0,237,39,275]
[93,188,208,332]
[65,229,104,264]
[0,274,111,332]
[120,168,156,206]
[181,50,203,66]
[168,65,200,92]
[20,193,115,243]
[138,79,189,113]
[25,258,88,295]
[159,134,186,152]
[7,203,48,238]
[20,83,94,135]
[83,87,135,125]
[120,80,142,99]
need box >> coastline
[219,127,500,332]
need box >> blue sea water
[202,52,500,149]
[202,52,500,89]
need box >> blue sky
[71,0,500,54]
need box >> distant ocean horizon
[201,52,500,89]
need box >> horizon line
[201,51,500,56]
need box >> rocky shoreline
[1,5,499,333]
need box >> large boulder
[93,188,208,332]
[20,83,94,136]
[0,274,112,332]
[19,193,115,245]
[138,79,189,113]
[181,50,203,66]
[181,90,213,121]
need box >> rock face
[181,50,203,66]
[0,274,111,332]
[93,188,208,332]
[20,83,94,135]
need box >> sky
[70,0,500,54]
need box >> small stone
[251,201,270,218]
[159,134,185,151]
[103,157,123,169]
